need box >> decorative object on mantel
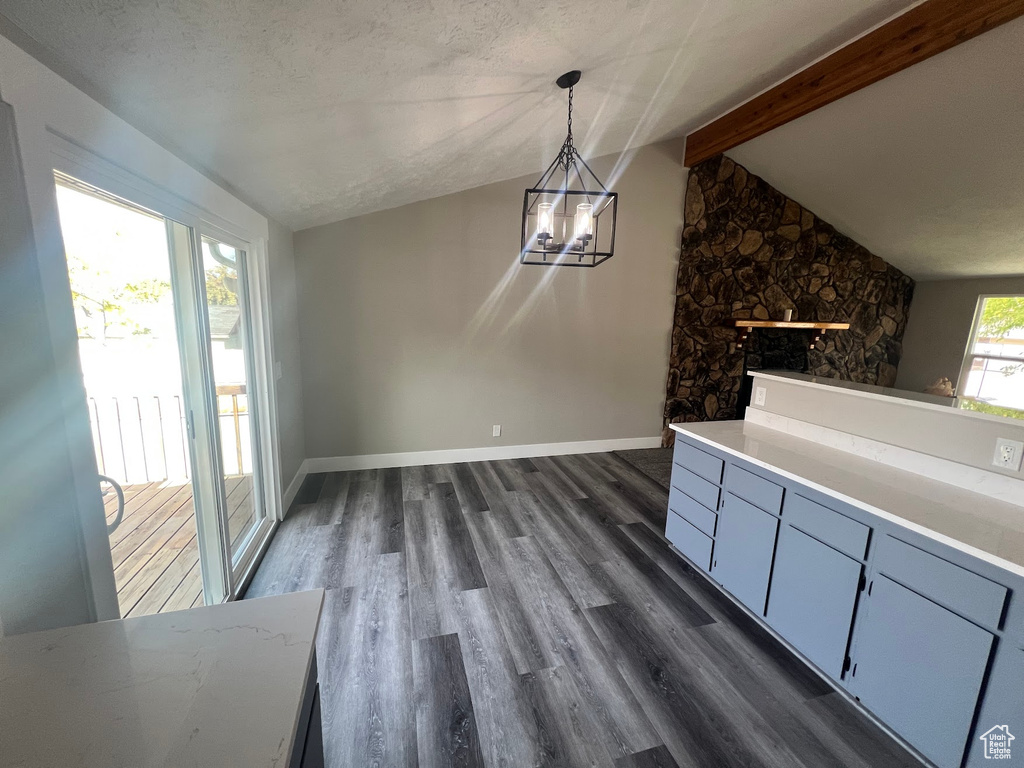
[520,70,618,267]
[923,377,956,397]
[728,319,851,350]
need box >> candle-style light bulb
[537,202,554,248]
[574,203,594,246]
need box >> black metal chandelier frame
[521,70,618,267]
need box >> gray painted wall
[293,140,684,459]
[896,276,1024,395]
[266,219,305,484]
[752,376,1024,478]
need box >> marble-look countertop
[0,589,324,768]
[673,421,1024,578]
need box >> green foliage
[959,397,1024,421]
[978,296,1024,339]
[68,256,171,341]
[204,265,238,307]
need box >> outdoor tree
[68,252,238,341]
[68,252,171,342]
[204,264,239,306]
[978,296,1024,375]
[978,296,1024,339]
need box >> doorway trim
[47,132,283,610]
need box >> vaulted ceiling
[729,16,1024,280]
[0,0,913,230]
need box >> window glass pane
[971,296,1024,359]
[200,237,263,560]
[961,359,1024,411]
[960,296,1024,420]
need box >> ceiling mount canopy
[520,70,618,267]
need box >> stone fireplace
[663,156,915,442]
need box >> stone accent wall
[663,156,915,441]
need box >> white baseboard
[281,466,308,515]
[301,436,663,474]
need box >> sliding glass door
[198,237,266,569]
[54,169,275,613]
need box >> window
[959,295,1024,420]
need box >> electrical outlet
[993,438,1024,472]
[754,386,767,407]
[492,425,501,438]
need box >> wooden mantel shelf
[729,320,850,330]
[728,319,851,349]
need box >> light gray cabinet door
[966,644,1024,766]
[711,494,779,615]
[850,575,995,768]
[765,527,862,680]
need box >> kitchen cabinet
[665,509,714,572]
[848,575,995,768]
[726,465,784,514]
[711,493,779,615]
[966,643,1024,766]
[668,437,726,574]
[668,422,1024,768]
[765,525,862,679]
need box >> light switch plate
[993,438,1024,472]
[754,387,767,407]
[274,361,283,380]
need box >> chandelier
[521,70,618,267]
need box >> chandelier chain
[567,85,573,142]
[558,85,576,171]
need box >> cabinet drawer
[726,465,783,514]
[784,494,870,560]
[673,439,724,484]
[671,465,721,512]
[666,510,714,572]
[669,484,717,537]
[875,535,1007,629]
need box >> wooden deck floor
[103,474,255,617]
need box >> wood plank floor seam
[245,452,923,768]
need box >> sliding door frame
[47,134,282,607]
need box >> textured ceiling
[730,16,1024,281]
[0,0,914,230]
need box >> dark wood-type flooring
[245,452,921,768]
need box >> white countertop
[0,590,324,768]
[673,421,1024,578]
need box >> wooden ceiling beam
[684,0,1024,167]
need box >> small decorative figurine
[923,377,955,397]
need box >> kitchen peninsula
[666,372,1024,768]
